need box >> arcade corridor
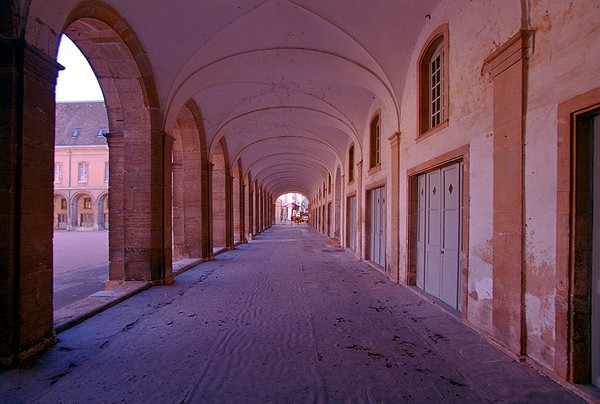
[0,225,582,402]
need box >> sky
[55,35,104,102]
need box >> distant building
[54,101,109,230]
[276,193,308,223]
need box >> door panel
[440,164,461,308]
[425,171,442,295]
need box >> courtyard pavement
[3,225,590,402]
[53,230,108,311]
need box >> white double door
[416,162,462,310]
[369,186,386,267]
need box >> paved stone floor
[53,230,108,310]
[2,225,587,402]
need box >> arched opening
[334,166,342,240]
[73,192,95,229]
[53,194,68,230]
[276,193,309,224]
[98,193,108,230]
[211,140,228,251]
[63,2,168,285]
[53,33,110,313]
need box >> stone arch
[62,2,169,283]
[172,102,208,260]
[97,192,109,230]
[53,193,69,230]
[72,192,94,229]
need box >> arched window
[418,24,449,136]
[348,144,355,183]
[369,114,380,168]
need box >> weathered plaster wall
[523,0,600,368]
[397,0,521,335]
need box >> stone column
[388,132,400,282]
[157,132,174,285]
[205,161,214,258]
[248,185,254,239]
[104,132,125,283]
[484,30,531,356]
[240,183,247,243]
[356,160,364,259]
[225,172,234,248]
[256,189,262,234]
[0,39,61,365]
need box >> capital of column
[388,131,401,148]
[103,132,124,147]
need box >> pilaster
[388,132,401,282]
[104,132,125,282]
[484,29,531,356]
[0,38,61,365]
[356,160,364,259]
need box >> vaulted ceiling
[42,0,441,198]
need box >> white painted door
[593,113,600,387]
[416,163,462,310]
[369,187,386,267]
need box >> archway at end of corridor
[275,193,309,225]
[53,34,109,315]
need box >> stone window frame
[104,161,109,182]
[418,23,449,139]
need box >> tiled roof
[55,101,108,146]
